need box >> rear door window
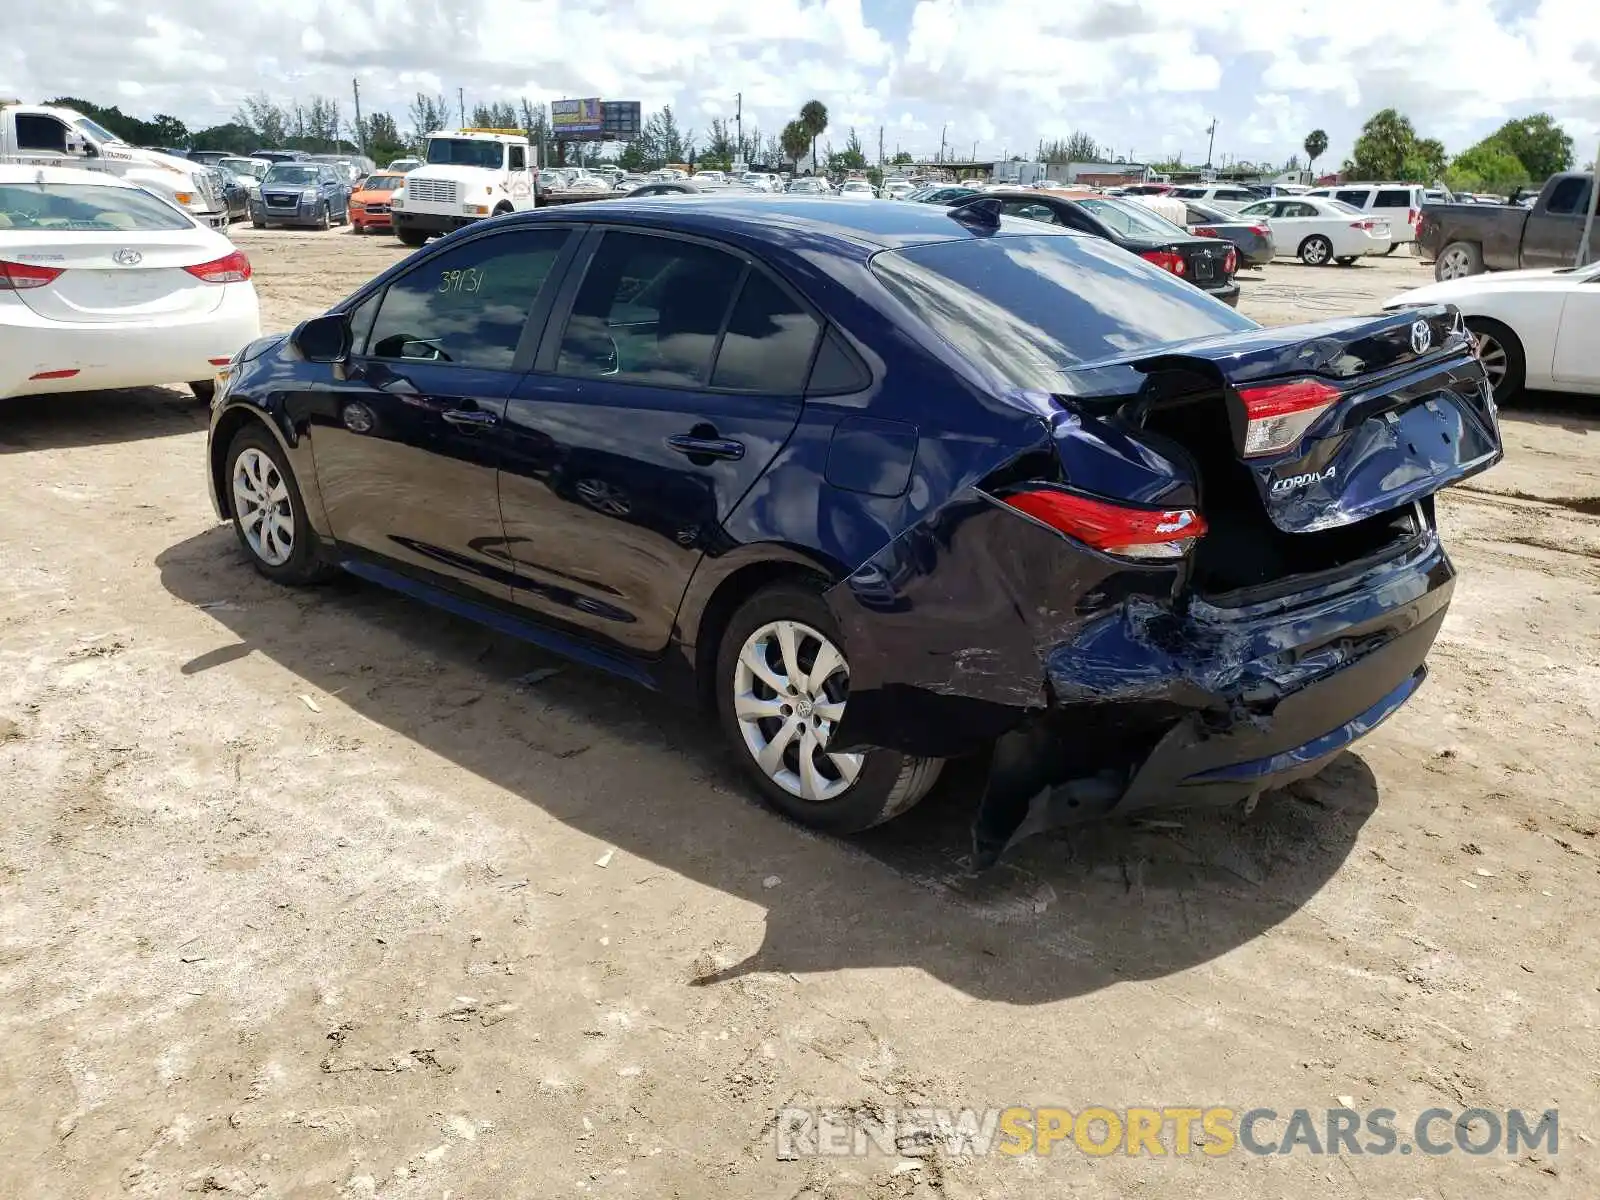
[555,231,745,387]
[1375,189,1412,207]
[1336,189,1370,208]
[1545,177,1593,215]
[871,234,1255,393]
[366,228,570,369]
[710,271,821,392]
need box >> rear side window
[1335,189,1370,207]
[710,271,821,393]
[1375,189,1412,207]
[557,232,744,387]
[871,234,1255,392]
[0,182,193,231]
[1545,177,1593,215]
[367,228,569,369]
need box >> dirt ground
[1,228,1596,1199]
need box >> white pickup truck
[0,102,230,229]
[390,129,538,246]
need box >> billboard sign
[551,98,603,138]
[601,101,641,141]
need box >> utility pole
[458,88,466,129]
[971,139,978,160]
[1205,118,1218,168]
[735,92,743,165]
[939,122,948,163]
[878,125,884,167]
[351,77,365,155]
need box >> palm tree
[781,120,811,170]
[1303,129,1329,178]
[799,100,828,171]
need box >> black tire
[1435,241,1483,281]
[223,424,337,586]
[1298,235,1333,266]
[1382,242,1398,256]
[251,219,266,229]
[1465,317,1527,406]
[317,202,331,231]
[188,380,216,403]
[396,227,427,248]
[1334,255,1358,266]
[714,583,943,834]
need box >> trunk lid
[4,232,229,324]
[1176,239,1229,286]
[1129,305,1501,534]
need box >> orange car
[349,172,405,234]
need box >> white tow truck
[389,128,538,246]
[0,101,230,229]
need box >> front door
[1552,276,1600,386]
[498,229,816,652]
[308,225,576,598]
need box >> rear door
[1523,176,1593,269]
[1372,187,1416,242]
[1138,307,1502,532]
[1552,273,1600,386]
[307,224,577,598]
[498,228,815,652]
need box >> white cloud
[1,0,1597,167]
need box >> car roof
[500,194,1078,259]
[0,164,139,187]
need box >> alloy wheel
[1474,332,1508,392]
[231,447,295,567]
[732,619,863,803]
[1438,247,1471,280]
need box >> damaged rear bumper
[974,533,1454,859]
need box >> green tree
[361,112,406,164]
[190,123,257,154]
[1485,114,1573,181]
[1345,108,1422,180]
[1303,128,1328,175]
[781,119,811,168]
[407,93,450,149]
[1038,132,1098,164]
[1444,143,1530,195]
[827,126,868,172]
[891,150,913,166]
[1401,137,1447,182]
[799,99,828,168]
[236,92,288,148]
[704,117,736,169]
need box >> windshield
[72,116,121,145]
[221,159,267,179]
[1076,196,1189,240]
[360,174,403,192]
[425,138,506,168]
[0,182,193,231]
[872,234,1255,393]
[264,165,320,186]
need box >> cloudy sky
[5,0,1598,168]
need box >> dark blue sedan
[204,197,1501,864]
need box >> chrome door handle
[441,409,498,429]
[667,433,744,461]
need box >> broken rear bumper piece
[824,490,1456,867]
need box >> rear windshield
[871,234,1255,391]
[0,182,193,231]
[1075,196,1187,240]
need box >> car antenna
[949,197,1002,232]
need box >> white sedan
[1235,196,1393,266]
[839,180,877,199]
[1,166,260,403]
[1384,260,1600,404]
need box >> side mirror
[292,312,351,364]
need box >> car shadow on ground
[157,526,1379,1005]
[0,387,209,453]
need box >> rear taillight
[0,259,64,290]
[1250,224,1271,236]
[1001,488,1207,561]
[1408,207,1418,227]
[1191,227,1220,237]
[1139,249,1186,276]
[1236,378,1340,457]
[1223,247,1237,274]
[184,251,252,283]
[1352,219,1376,231]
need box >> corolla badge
[1271,465,1338,493]
[112,248,143,266]
[1410,319,1432,354]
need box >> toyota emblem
[1409,319,1431,355]
[112,248,143,266]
